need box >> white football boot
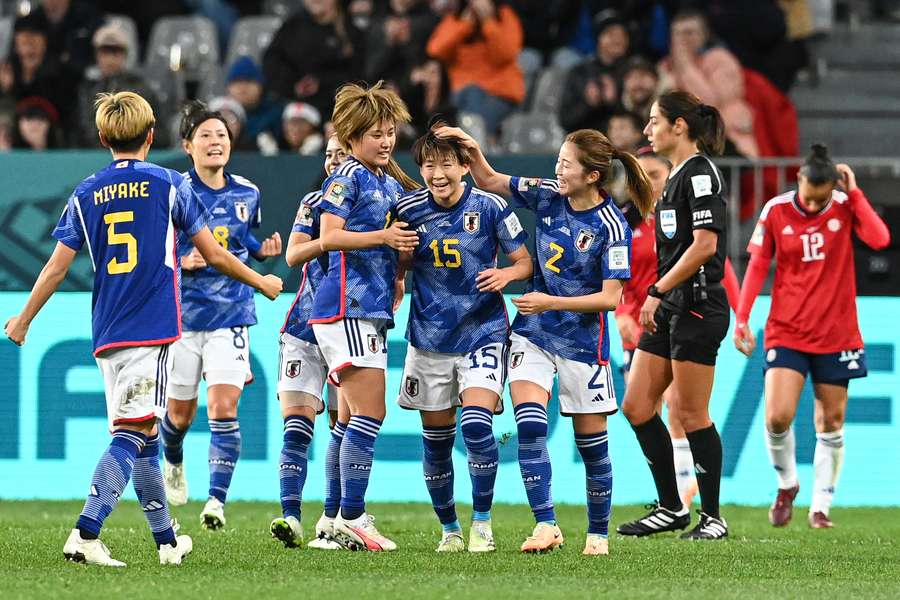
[333,513,397,552]
[163,460,188,506]
[201,497,226,530]
[270,516,303,548]
[63,529,126,567]
[307,512,342,550]
[159,534,193,565]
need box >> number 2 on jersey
[545,242,564,273]
[104,211,137,274]
[429,239,461,268]
[800,232,825,262]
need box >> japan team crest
[285,360,301,379]
[367,334,379,354]
[575,229,595,252]
[405,376,420,397]
[234,201,250,223]
[510,352,524,369]
[464,211,481,233]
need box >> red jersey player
[618,147,740,508]
[734,144,890,529]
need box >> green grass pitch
[1,501,898,599]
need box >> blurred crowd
[0,0,883,156]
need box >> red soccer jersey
[617,216,656,349]
[748,189,863,352]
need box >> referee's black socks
[632,414,682,512]
[686,424,723,519]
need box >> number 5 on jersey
[105,211,137,274]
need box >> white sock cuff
[765,427,793,440]
[816,429,844,446]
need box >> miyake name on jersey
[92,180,151,205]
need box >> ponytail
[387,156,421,192]
[657,91,725,156]
[616,149,654,219]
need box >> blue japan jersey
[177,170,262,331]
[396,185,527,353]
[310,157,404,326]
[282,190,327,343]
[509,177,632,365]
[52,159,208,355]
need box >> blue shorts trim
[763,346,867,385]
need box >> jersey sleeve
[494,202,527,254]
[291,192,319,236]
[318,172,357,221]
[172,178,209,236]
[508,176,557,211]
[251,191,262,229]
[602,226,632,281]
[245,231,262,255]
[687,161,727,234]
[52,194,85,251]
[747,203,776,259]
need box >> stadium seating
[0,15,10,63]
[145,15,219,79]
[196,62,226,102]
[224,16,282,67]
[458,112,488,150]
[528,66,568,116]
[263,0,304,18]
[104,14,139,70]
[500,113,565,154]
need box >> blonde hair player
[4,92,281,567]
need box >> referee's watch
[647,284,665,299]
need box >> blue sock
[514,403,555,524]
[208,418,241,503]
[323,421,347,519]
[160,413,188,465]
[132,433,176,547]
[460,406,498,521]
[576,431,612,536]
[76,430,146,538]
[422,424,458,527]
[340,415,382,520]
[279,416,314,520]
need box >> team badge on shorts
[285,360,302,378]
[510,351,524,369]
[367,334,379,354]
[405,376,420,397]
[234,201,250,223]
[464,211,481,233]
[575,229,595,252]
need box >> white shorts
[167,327,252,400]
[96,344,173,430]
[507,332,617,415]
[312,318,388,385]
[397,342,506,412]
[277,333,331,413]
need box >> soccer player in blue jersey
[395,128,532,552]
[270,135,349,549]
[437,125,653,555]
[4,92,282,567]
[309,82,420,551]
[159,102,283,530]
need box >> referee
[617,91,730,540]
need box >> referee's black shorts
[637,286,729,366]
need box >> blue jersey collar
[189,168,232,195]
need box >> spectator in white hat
[279,101,324,155]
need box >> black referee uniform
[638,153,729,365]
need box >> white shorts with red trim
[507,332,617,415]
[277,333,330,413]
[167,327,252,400]
[312,318,388,385]
[397,342,505,412]
[95,344,173,430]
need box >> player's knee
[621,395,652,425]
[207,395,239,420]
[676,406,710,432]
[765,411,793,434]
[167,409,195,430]
[819,409,845,433]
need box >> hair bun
[809,143,830,160]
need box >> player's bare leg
[511,382,563,553]
[764,368,805,526]
[331,366,396,551]
[669,359,727,540]
[573,413,610,556]
[460,387,501,553]
[161,398,199,506]
[202,385,242,530]
[809,382,848,528]
[618,350,690,537]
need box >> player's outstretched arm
[285,232,324,268]
[5,242,77,345]
[433,126,512,197]
[318,213,418,252]
[476,246,532,292]
[192,227,282,300]
[513,279,624,316]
